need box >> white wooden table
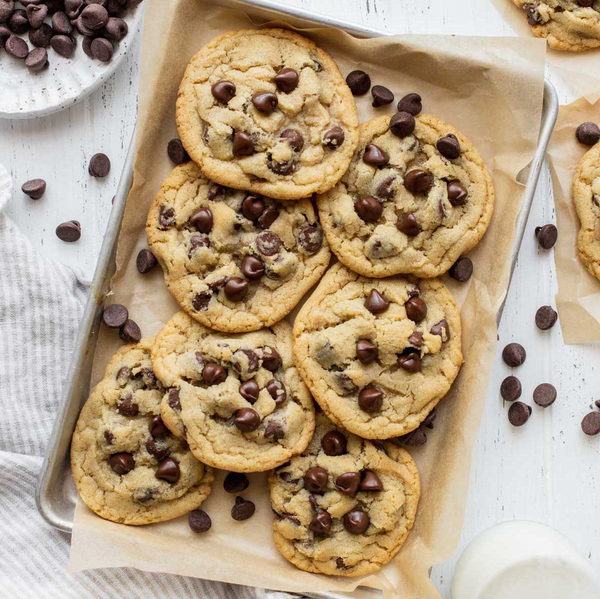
[2,1,600,597]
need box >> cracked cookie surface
[71,339,214,525]
[293,264,463,439]
[151,311,315,472]
[316,113,494,278]
[269,412,420,577]
[512,0,600,51]
[146,162,330,333]
[573,143,600,281]
[176,28,359,200]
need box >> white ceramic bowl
[0,2,144,119]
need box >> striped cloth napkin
[0,162,299,599]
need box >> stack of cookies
[71,27,495,578]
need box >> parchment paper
[69,1,547,597]
[547,97,600,344]
[491,0,600,103]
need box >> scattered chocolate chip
[321,430,347,456]
[405,297,427,322]
[578,0,595,6]
[239,379,259,403]
[51,10,72,34]
[356,339,378,364]
[6,34,28,58]
[397,92,422,115]
[104,430,114,444]
[102,303,128,328]
[323,126,345,149]
[202,363,226,386]
[376,175,397,199]
[297,225,323,254]
[422,408,437,429]
[136,248,157,274]
[354,196,382,222]
[168,388,181,411]
[232,348,259,377]
[192,291,211,312]
[155,457,180,483]
[190,207,213,233]
[29,23,52,47]
[146,436,168,460]
[365,289,389,314]
[309,511,332,535]
[109,452,135,475]
[533,383,557,408]
[257,206,279,229]
[149,415,169,437]
[431,319,450,340]
[241,195,265,221]
[89,153,111,178]
[0,1,14,25]
[211,80,236,103]
[304,466,328,494]
[502,343,526,367]
[449,257,473,282]
[266,380,286,405]
[447,180,468,206]
[397,213,421,237]
[397,428,427,446]
[27,4,48,29]
[81,3,108,29]
[265,419,284,441]
[346,69,371,95]
[231,496,255,521]
[104,16,127,41]
[576,121,600,146]
[371,85,393,107]
[21,178,46,199]
[535,224,558,250]
[159,206,175,229]
[167,138,188,164]
[358,386,383,412]
[25,46,48,71]
[189,509,211,533]
[55,220,81,242]
[535,305,558,330]
[582,412,600,435]
[343,509,370,534]
[256,231,282,256]
[117,395,138,416]
[9,9,28,34]
[91,36,113,62]
[389,111,415,138]
[408,332,423,349]
[335,472,360,495]
[280,129,304,152]
[508,401,532,427]
[360,470,383,491]
[363,144,389,166]
[241,256,264,281]
[224,277,248,302]
[273,67,298,93]
[119,319,141,343]
[398,349,422,373]
[234,407,260,432]
[404,169,433,194]
[500,376,522,402]
[232,131,255,157]
[523,3,542,25]
[437,134,461,159]
[51,34,76,58]
[262,346,281,371]
[224,472,249,494]
[252,92,278,115]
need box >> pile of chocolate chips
[0,0,143,72]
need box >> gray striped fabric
[0,163,300,599]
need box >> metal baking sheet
[35,0,559,535]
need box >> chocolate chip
[309,511,332,535]
[89,153,111,177]
[297,225,323,254]
[116,365,131,383]
[376,175,397,200]
[231,496,255,521]
[523,3,542,25]
[155,457,180,483]
[189,207,213,233]
[273,67,298,93]
[55,220,81,242]
[405,297,427,322]
[576,121,600,146]
[109,452,134,475]
[51,34,76,58]
[224,472,249,494]
[321,430,347,456]
[202,363,226,386]
[533,383,557,408]
[27,4,47,29]
[365,289,389,314]
[343,509,370,534]
[211,80,236,103]
[397,92,422,115]
[8,9,28,34]
[189,509,211,533]
[500,376,522,402]
[90,37,113,62]
[346,69,371,95]
[241,255,264,280]
[582,412,600,435]
[81,3,108,30]
[232,349,259,377]
[535,224,557,250]
[234,407,260,432]
[397,213,421,237]
[256,231,282,256]
[502,343,526,367]
[397,428,427,446]
[262,346,281,371]
[280,129,304,152]
[232,131,255,157]
[356,339,378,364]
[104,430,114,444]
[398,349,422,373]
[224,277,248,302]
[267,379,286,405]
[0,1,14,24]
[535,305,558,330]
[21,178,46,199]
[448,180,468,206]
[192,292,210,311]
[167,138,188,164]
[389,111,415,138]
[241,195,264,221]
[252,92,278,115]
[65,0,83,19]
[268,157,295,176]
[354,196,382,222]
[360,470,383,491]
[422,408,437,429]
[102,303,128,328]
[371,85,394,107]
[239,379,259,403]
[431,319,450,340]
[358,387,383,412]
[304,466,328,494]
[51,10,71,34]
[255,206,278,230]
[168,388,181,411]
[404,169,433,194]
[146,436,168,460]
[149,415,169,437]
[578,0,595,6]
[6,34,28,58]
[323,126,345,149]
[159,206,175,229]
[117,395,138,416]
[29,23,52,47]
[25,46,47,71]
[408,332,423,349]
[119,319,141,343]
[335,472,360,495]
[363,144,389,166]
[449,257,473,282]
[104,16,127,41]
[136,248,157,274]
[437,134,461,159]
[508,401,532,427]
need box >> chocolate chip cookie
[573,143,600,281]
[146,162,330,333]
[151,311,315,472]
[269,412,420,577]
[293,263,463,439]
[317,113,494,278]
[176,28,359,200]
[71,339,214,525]
[512,0,600,51]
